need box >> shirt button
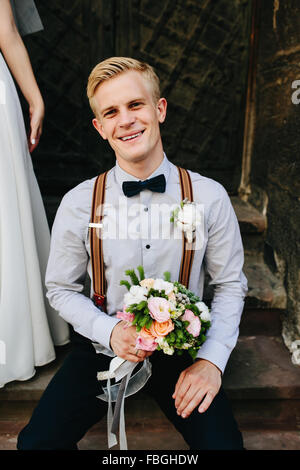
[146,244,150,249]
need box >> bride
[0,0,69,388]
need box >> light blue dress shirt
[45,155,248,373]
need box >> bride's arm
[0,0,44,151]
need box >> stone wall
[249,0,300,351]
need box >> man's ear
[157,97,167,124]
[92,118,107,140]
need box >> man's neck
[116,152,164,180]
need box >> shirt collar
[114,152,171,190]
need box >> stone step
[203,255,287,310]
[0,308,287,402]
[243,255,287,309]
[222,335,300,400]
[1,334,299,408]
[1,334,300,450]
[1,419,300,450]
[239,308,282,336]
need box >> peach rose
[140,278,155,289]
[139,326,156,340]
[150,319,174,338]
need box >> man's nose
[118,108,135,127]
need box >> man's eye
[130,102,142,108]
[104,109,116,117]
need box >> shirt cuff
[195,338,231,374]
[92,314,122,352]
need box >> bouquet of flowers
[117,266,211,359]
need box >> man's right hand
[110,321,153,363]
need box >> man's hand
[110,321,153,363]
[172,359,222,418]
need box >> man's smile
[118,130,145,142]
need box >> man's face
[92,70,167,167]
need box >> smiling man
[17,57,247,450]
[90,64,167,179]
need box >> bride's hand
[28,97,45,152]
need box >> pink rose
[182,309,201,337]
[136,335,157,351]
[116,305,134,326]
[147,297,171,323]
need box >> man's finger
[176,387,205,417]
[198,390,215,414]
[174,380,192,410]
[172,371,186,399]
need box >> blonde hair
[87,57,161,117]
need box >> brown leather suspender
[89,167,194,309]
[177,167,195,289]
[90,171,108,310]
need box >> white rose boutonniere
[170,198,202,243]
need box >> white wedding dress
[0,52,69,388]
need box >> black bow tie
[122,174,166,197]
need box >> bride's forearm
[0,1,43,108]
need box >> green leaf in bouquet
[185,303,200,316]
[163,271,171,282]
[131,312,142,326]
[139,315,150,328]
[120,280,131,291]
[136,300,147,310]
[125,304,137,312]
[145,317,153,329]
[167,331,176,344]
[188,348,197,360]
[125,269,140,285]
[200,333,206,343]
[174,319,183,328]
[137,265,145,281]
[148,288,168,300]
[176,329,184,339]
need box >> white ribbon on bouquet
[93,343,152,450]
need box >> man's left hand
[172,359,222,419]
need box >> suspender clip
[94,293,106,308]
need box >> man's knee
[17,419,80,450]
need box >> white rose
[124,285,147,306]
[177,203,202,229]
[185,229,194,244]
[195,301,211,321]
[153,278,174,295]
[130,285,148,297]
[177,204,194,225]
